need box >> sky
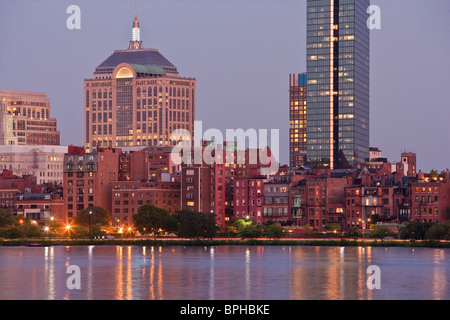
[0,0,449,172]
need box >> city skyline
[0,0,449,172]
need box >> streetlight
[65,224,72,237]
[362,220,366,240]
[89,210,92,239]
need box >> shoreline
[1,238,449,248]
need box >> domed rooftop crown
[93,14,179,77]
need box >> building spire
[129,1,144,50]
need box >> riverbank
[1,238,450,248]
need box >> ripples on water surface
[0,245,448,300]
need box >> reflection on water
[0,245,449,300]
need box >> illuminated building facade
[289,73,307,168]
[0,90,60,146]
[63,147,120,224]
[84,15,196,152]
[306,0,370,169]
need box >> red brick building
[411,175,450,223]
[63,147,120,224]
[180,145,214,220]
[111,176,180,228]
[263,175,292,225]
[233,177,265,224]
[180,142,278,227]
[118,146,178,181]
[14,189,64,226]
[0,170,36,210]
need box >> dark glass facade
[306,0,370,169]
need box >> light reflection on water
[0,245,448,300]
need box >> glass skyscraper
[306,0,370,169]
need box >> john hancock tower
[306,0,370,170]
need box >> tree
[370,225,396,239]
[68,226,89,239]
[371,214,381,225]
[346,227,362,238]
[174,209,217,239]
[0,209,15,228]
[73,206,111,228]
[132,204,177,238]
[398,221,435,240]
[0,216,41,239]
[233,219,263,240]
[44,219,62,236]
[429,169,440,181]
[263,223,284,239]
[21,223,41,238]
[0,226,23,239]
[426,222,450,240]
[324,223,341,232]
[71,206,112,238]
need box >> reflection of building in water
[288,247,378,300]
[432,250,447,300]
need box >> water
[0,245,448,300]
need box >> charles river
[0,245,448,300]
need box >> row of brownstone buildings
[2,144,448,233]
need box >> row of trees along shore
[2,205,450,241]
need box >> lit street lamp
[65,224,72,237]
[89,210,93,239]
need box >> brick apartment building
[180,142,278,227]
[263,175,292,225]
[63,146,120,224]
[290,177,350,231]
[411,170,450,223]
[14,187,64,225]
[0,170,37,210]
[233,176,266,224]
[111,175,180,228]
[118,146,178,181]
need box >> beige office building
[84,15,196,152]
[0,90,60,146]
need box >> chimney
[381,174,386,186]
[363,174,371,187]
[418,170,425,180]
[347,176,353,185]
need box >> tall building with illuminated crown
[84,14,196,152]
